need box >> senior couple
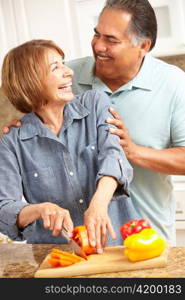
[1,0,185,251]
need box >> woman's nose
[63,66,74,77]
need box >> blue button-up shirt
[0,90,138,244]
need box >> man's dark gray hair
[101,0,157,50]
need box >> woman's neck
[36,104,64,136]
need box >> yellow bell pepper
[124,228,166,262]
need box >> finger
[109,127,126,139]
[106,117,124,128]
[63,211,74,237]
[101,222,107,249]
[2,127,10,134]
[109,107,122,120]
[42,214,51,230]
[95,222,103,254]
[52,213,64,236]
[86,223,96,247]
[107,219,117,240]
[14,120,22,127]
[49,212,56,231]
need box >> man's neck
[95,58,145,92]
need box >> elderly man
[66,0,185,246]
[3,0,185,245]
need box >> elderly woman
[0,39,138,252]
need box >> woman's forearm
[90,176,118,208]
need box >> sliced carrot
[50,252,79,263]
[51,248,84,261]
[48,257,61,267]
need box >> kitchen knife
[61,228,87,260]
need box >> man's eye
[109,40,119,44]
[94,33,99,38]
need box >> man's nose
[93,38,107,53]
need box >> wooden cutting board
[34,245,169,278]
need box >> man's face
[91,8,146,83]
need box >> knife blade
[61,228,87,260]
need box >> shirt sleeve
[0,137,30,241]
[94,91,133,196]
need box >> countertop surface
[0,244,185,278]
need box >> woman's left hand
[84,200,116,254]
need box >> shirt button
[79,199,84,204]
[69,171,74,176]
[119,159,123,163]
[91,146,95,150]
[34,173,38,177]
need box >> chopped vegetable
[120,219,151,240]
[47,248,84,267]
[73,225,95,255]
[124,228,166,262]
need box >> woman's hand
[37,202,73,237]
[17,202,73,237]
[84,176,118,254]
[2,120,22,134]
[84,200,116,254]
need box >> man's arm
[107,108,185,175]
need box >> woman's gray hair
[101,0,157,50]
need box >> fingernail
[109,128,114,133]
[90,241,96,247]
[109,107,114,111]
[97,248,103,254]
[106,117,112,122]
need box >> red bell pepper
[120,219,151,240]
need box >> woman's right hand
[37,202,74,237]
[2,119,22,134]
[17,202,73,237]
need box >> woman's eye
[52,65,58,72]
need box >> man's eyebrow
[94,27,118,40]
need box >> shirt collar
[78,57,95,85]
[130,53,153,91]
[77,54,153,93]
[19,99,90,140]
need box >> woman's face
[43,49,74,105]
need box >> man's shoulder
[152,56,185,77]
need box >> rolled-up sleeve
[94,92,133,196]
[0,137,29,240]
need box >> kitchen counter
[0,244,185,278]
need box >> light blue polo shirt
[67,54,185,245]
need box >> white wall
[0,0,82,76]
[0,0,185,75]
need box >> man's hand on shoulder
[107,107,139,162]
[3,120,22,134]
